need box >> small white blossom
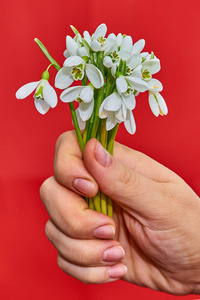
[16,71,57,114]
[60,85,94,122]
[55,56,104,89]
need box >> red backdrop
[1,0,200,299]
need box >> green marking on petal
[71,64,84,81]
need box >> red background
[1,0,200,299]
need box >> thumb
[83,139,167,220]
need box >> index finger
[54,131,99,197]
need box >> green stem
[34,38,60,71]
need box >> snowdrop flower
[83,23,107,52]
[99,88,136,134]
[55,56,104,89]
[16,70,57,114]
[60,85,94,122]
[147,78,168,116]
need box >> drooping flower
[147,78,168,116]
[60,85,94,122]
[55,56,104,89]
[16,70,57,114]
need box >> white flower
[60,85,94,122]
[83,23,107,52]
[148,92,168,117]
[15,71,57,114]
[55,56,104,89]
[146,78,167,116]
[99,90,136,134]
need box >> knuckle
[40,178,52,204]
[45,220,53,240]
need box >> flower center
[142,69,151,81]
[71,64,84,81]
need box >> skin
[40,131,200,295]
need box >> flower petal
[91,40,101,52]
[120,36,133,54]
[43,83,58,108]
[106,113,117,131]
[93,23,107,39]
[103,56,113,68]
[60,86,83,102]
[55,67,74,89]
[66,36,78,56]
[80,86,94,103]
[99,99,109,119]
[85,64,104,89]
[148,92,159,117]
[124,110,136,134]
[127,53,142,69]
[126,77,148,92]
[156,93,168,115]
[104,92,121,111]
[34,98,50,114]
[132,39,145,54]
[147,79,163,92]
[16,81,39,99]
[64,56,83,67]
[122,93,136,110]
[79,99,94,121]
[83,31,91,46]
[116,77,127,94]
[142,58,161,74]
[76,108,86,130]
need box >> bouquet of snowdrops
[16,23,168,217]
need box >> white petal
[148,92,159,117]
[132,39,145,54]
[85,64,104,89]
[147,79,163,92]
[156,93,168,115]
[60,86,83,102]
[104,92,121,111]
[55,67,74,89]
[126,77,148,92]
[43,83,58,108]
[116,77,127,94]
[142,58,161,74]
[124,110,136,134]
[127,53,142,69]
[103,56,113,68]
[117,33,123,47]
[34,98,50,114]
[77,47,90,58]
[76,108,86,130]
[80,86,94,103]
[120,36,133,54]
[63,49,69,58]
[115,105,126,122]
[93,23,107,39]
[66,36,78,56]
[64,56,83,67]
[106,113,117,131]
[83,31,91,46]
[99,99,109,119]
[122,93,136,110]
[111,64,117,78]
[131,65,143,79]
[79,100,94,121]
[91,40,101,52]
[16,81,39,99]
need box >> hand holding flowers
[16,23,168,216]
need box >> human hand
[40,131,200,295]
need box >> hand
[40,131,200,295]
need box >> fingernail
[102,246,125,262]
[108,264,128,278]
[73,178,94,195]
[95,141,112,167]
[93,225,115,239]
